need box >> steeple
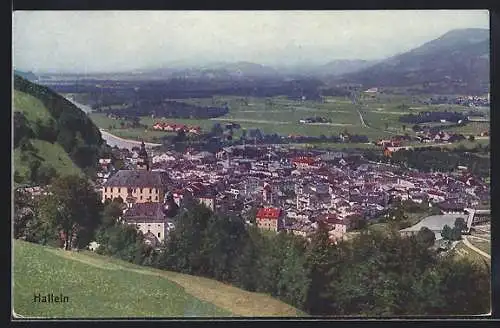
[137,140,150,171]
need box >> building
[102,170,172,204]
[136,141,150,170]
[101,144,172,204]
[255,207,284,232]
[122,194,179,247]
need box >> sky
[13,10,489,73]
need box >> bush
[416,227,436,247]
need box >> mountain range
[336,28,489,94]
[19,28,490,94]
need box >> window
[155,189,158,194]
[158,224,161,227]
[158,232,161,238]
[148,224,151,228]
[105,187,108,192]
[155,196,158,201]
[140,196,143,200]
[137,224,141,228]
[148,229,150,233]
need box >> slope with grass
[13,75,104,184]
[13,240,303,318]
[14,140,83,180]
[13,90,54,127]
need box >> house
[122,199,178,247]
[255,207,284,232]
[364,87,378,93]
[164,124,176,132]
[292,157,316,169]
[188,126,201,134]
[438,201,467,215]
[152,122,164,130]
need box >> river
[64,95,161,150]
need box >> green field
[86,95,490,144]
[13,240,303,318]
[13,139,83,181]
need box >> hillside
[13,75,104,184]
[337,28,489,95]
[14,140,83,180]
[13,240,303,318]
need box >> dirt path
[463,236,491,259]
[467,235,490,242]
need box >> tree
[14,112,33,148]
[347,214,367,230]
[14,170,24,184]
[29,159,41,183]
[416,227,436,247]
[174,129,186,143]
[38,175,103,250]
[468,135,475,142]
[441,225,452,240]
[304,223,337,314]
[454,217,467,232]
[211,123,224,137]
[157,201,213,274]
[36,165,58,185]
[449,227,462,241]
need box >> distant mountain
[167,61,282,80]
[312,59,378,76]
[13,70,39,82]
[337,28,490,95]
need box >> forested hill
[13,74,104,184]
[336,28,489,95]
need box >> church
[102,141,178,247]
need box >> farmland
[85,94,489,145]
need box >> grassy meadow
[13,240,304,318]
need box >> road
[99,129,161,150]
[356,108,368,128]
[463,236,491,259]
[63,96,94,114]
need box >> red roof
[256,207,282,220]
[292,157,315,165]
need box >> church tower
[137,141,150,171]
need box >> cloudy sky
[13,10,489,73]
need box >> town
[28,135,482,250]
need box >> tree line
[399,111,467,124]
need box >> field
[86,94,489,145]
[14,139,83,181]
[13,240,303,318]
